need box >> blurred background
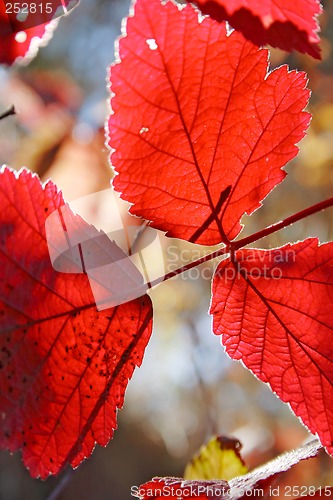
[1,0,333,498]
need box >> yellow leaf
[184,436,248,481]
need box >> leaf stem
[149,197,333,287]
[149,246,229,288]
[0,105,15,121]
[233,196,333,250]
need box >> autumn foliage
[109,0,310,245]
[186,0,322,58]
[0,0,332,494]
[0,168,152,478]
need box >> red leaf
[0,20,56,66]
[210,239,333,454]
[186,0,322,59]
[0,167,153,478]
[0,1,80,65]
[108,0,310,245]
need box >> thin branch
[0,105,15,121]
[46,469,74,500]
[233,197,333,250]
[148,196,333,288]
